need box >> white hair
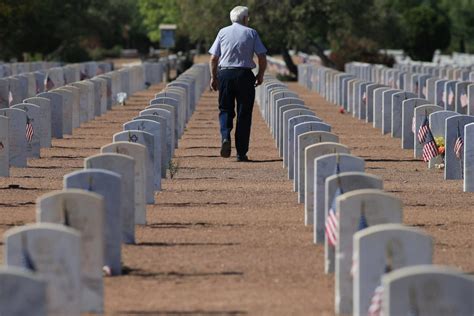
[230,6,248,23]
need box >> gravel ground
[0,78,472,315]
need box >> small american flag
[368,263,393,316]
[454,125,464,159]
[25,117,34,143]
[325,186,342,247]
[368,284,384,316]
[350,210,369,277]
[417,115,430,144]
[362,91,367,104]
[422,128,439,162]
[8,90,13,106]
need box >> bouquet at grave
[434,136,445,169]
[117,92,128,106]
[434,136,445,156]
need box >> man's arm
[255,53,267,87]
[209,54,219,91]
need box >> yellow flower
[434,136,445,147]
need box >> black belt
[219,66,251,70]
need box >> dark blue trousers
[217,68,255,156]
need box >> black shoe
[220,139,231,158]
[236,155,250,162]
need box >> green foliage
[330,36,395,69]
[0,0,473,64]
[138,0,180,42]
[0,0,150,62]
[401,4,451,61]
[440,0,474,52]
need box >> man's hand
[209,55,219,91]
[255,54,267,87]
[255,73,264,87]
[210,77,219,91]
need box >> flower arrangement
[434,136,445,169]
[434,136,445,155]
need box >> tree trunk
[282,49,298,77]
[309,41,336,69]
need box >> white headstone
[294,123,332,186]
[305,143,350,229]
[401,98,430,149]
[36,189,105,313]
[63,169,122,275]
[382,265,474,316]
[353,224,432,316]
[325,175,384,271]
[53,89,74,135]
[312,153,365,237]
[124,120,164,179]
[101,142,148,221]
[37,92,63,139]
[444,115,474,179]
[140,108,175,155]
[85,153,136,244]
[285,114,321,169]
[0,108,27,167]
[0,115,9,177]
[0,266,47,316]
[11,103,41,158]
[24,97,52,148]
[113,130,160,192]
[464,122,474,192]
[4,223,82,316]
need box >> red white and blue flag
[25,117,34,143]
[368,284,384,316]
[325,186,342,247]
[417,115,430,144]
[422,126,439,162]
[351,211,369,277]
[454,125,464,159]
[368,263,393,316]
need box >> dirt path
[0,79,472,315]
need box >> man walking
[209,6,267,161]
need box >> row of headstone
[0,61,165,178]
[257,75,474,315]
[0,63,210,315]
[267,56,290,76]
[298,63,474,192]
[0,61,115,109]
[0,61,60,78]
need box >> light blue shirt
[209,23,267,69]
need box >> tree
[401,4,450,61]
[0,0,150,62]
[440,0,474,53]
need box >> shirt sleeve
[253,31,267,55]
[208,33,221,56]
